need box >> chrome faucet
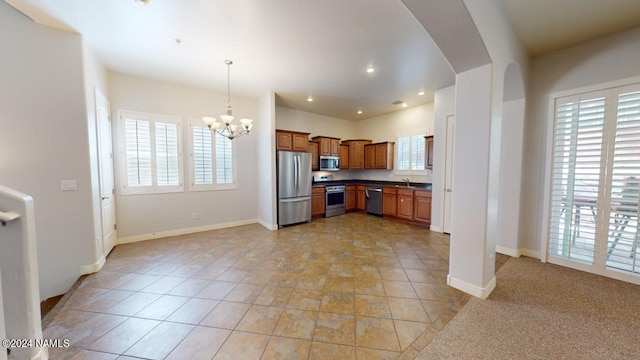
[402,178,410,187]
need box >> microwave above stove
[319,156,340,171]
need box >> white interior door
[95,89,117,256]
[443,114,455,234]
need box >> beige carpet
[418,257,640,359]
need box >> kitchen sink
[395,185,417,189]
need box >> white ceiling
[11,1,640,121]
[503,0,640,56]
[9,0,456,121]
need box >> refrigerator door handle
[294,155,299,195]
[280,196,311,203]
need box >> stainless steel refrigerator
[277,151,312,227]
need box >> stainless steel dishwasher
[365,187,383,216]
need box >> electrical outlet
[192,212,198,220]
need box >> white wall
[0,2,96,300]
[276,106,357,139]
[82,41,109,267]
[257,92,277,229]
[431,85,456,232]
[522,25,640,254]
[109,72,259,239]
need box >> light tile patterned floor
[44,213,507,359]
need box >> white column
[447,64,497,298]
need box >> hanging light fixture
[203,60,253,140]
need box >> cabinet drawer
[356,185,365,191]
[312,187,325,194]
[383,187,397,194]
[414,190,431,198]
[345,185,356,191]
[397,189,414,196]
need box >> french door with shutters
[547,82,640,283]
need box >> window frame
[187,118,237,192]
[394,128,428,175]
[118,109,184,195]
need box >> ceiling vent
[392,100,404,105]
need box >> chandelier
[203,60,253,140]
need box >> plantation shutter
[215,133,233,184]
[155,122,180,186]
[548,93,606,264]
[397,136,410,170]
[192,125,213,185]
[411,135,426,170]
[125,118,152,187]
[606,89,640,272]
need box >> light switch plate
[61,180,77,191]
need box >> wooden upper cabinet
[330,139,340,156]
[375,142,394,169]
[414,190,432,224]
[311,136,341,156]
[364,144,376,169]
[425,135,434,169]
[342,140,372,169]
[309,141,319,170]
[364,142,394,170]
[340,145,349,169]
[276,130,310,152]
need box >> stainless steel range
[325,185,346,217]
[313,175,346,218]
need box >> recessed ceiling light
[307,96,313,102]
[366,67,375,73]
[418,91,425,96]
[402,102,408,108]
[357,110,363,114]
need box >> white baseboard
[79,254,106,275]
[520,248,541,259]
[494,246,541,260]
[429,225,443,233]
[258,219,278,231]
[447,274,496,299]
[496,245,521,257]
[117,218,260,245]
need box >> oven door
[326,190,345,209]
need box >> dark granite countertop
[312,179,431,191]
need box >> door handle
[365,188,369,198]
[446,189,452,193]
[102,196,110,200]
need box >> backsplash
[312,169,432,184]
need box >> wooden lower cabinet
[382,187,397,216]
[414,190,432,225]
[356,185,366,210]
[312,187,325,217]
[397,189,414,220]
[345,185,356,211]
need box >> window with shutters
[188,119,236,191]
[120,110,183,194]
[395,129,427,174]
[546,80,640,282]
